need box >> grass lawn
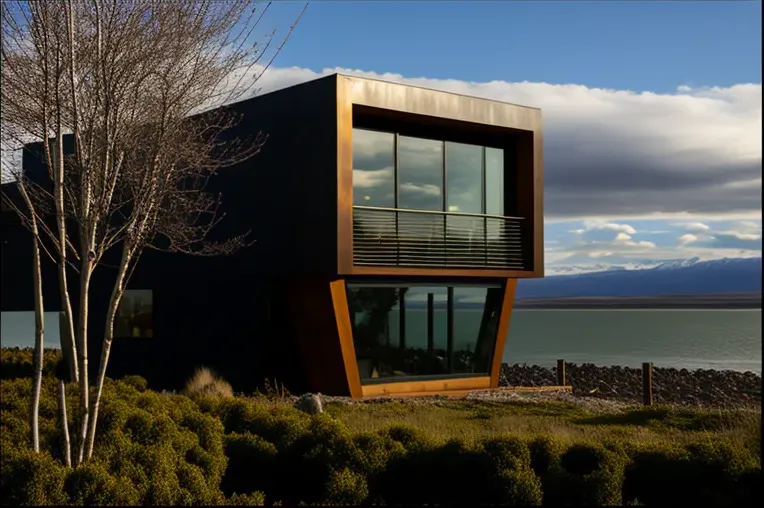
[325,399,761,450]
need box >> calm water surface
[1,309,761,374]
[505,309,761,374]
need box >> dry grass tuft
[184,366,233,398]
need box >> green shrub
[272,413,361,505]
[0,347,63,380]
[120,375,148,392]
[543,442,625,506]
[1,374,229,506]
[377,423,431,452]
[351,431,406,501]
[222,433,278,498]
[380,437,530,505]
[493,466,544,506]
[212,397,309,450]
[64,460,141,506]
[481,436,544,505]
[225,491,266,506]
[528,435,563,478]
[323,467,369,506]
[623,441,760,506]
[0,449,69,506]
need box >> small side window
[115,290,153,338]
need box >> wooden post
[556,359,566,386]
[642,362,653,406]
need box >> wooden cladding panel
[288,279,357,397]
[329,280,363,399]
[361,376,491,398]
[337,77,354,274]
[490,279,517,388]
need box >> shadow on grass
[451,400,591,420]
[570,406,750,432]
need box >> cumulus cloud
[681,222,712,232]
[678,233,699,246]
[247,66,762,221]
[574,221,638,235]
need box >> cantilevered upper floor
[205,73,545,279]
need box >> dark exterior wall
[1,76,342,393]
[201,74,340,277]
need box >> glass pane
[452,286,504,374]
[0,311,62,348]
[446,142,483,214]
[485,147,504,216]
[347,286,407,381]
[352,128,395,207]
[397,136,443,211]
[115,290,153,338]
[347,283,503,383]
[405,286,448,376]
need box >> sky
[255,1,762,274]
[2,1,761,275]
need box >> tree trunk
[54,125,79,385]
[59,380,72,467]
[28,205,45,454]
[75,261,92,465]
[86,247,132,459]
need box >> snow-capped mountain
[544,257,709,276]
[519,257,762,299]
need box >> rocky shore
[500,362,762,408]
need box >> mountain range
[516,257,762,300]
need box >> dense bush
[542,442,626,506]
[0,367,760,506]
[0,347,63,380]
[1,376,229,505]
[622,441,761,506]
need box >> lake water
[1,309,761,374]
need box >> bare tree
[1,0,306,463]
[59,380,72,467]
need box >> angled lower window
[346,282,505,384]
[114,290,153,338]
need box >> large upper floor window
[352,128,506,216]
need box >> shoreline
[500,362,761,408]
[514,293,761,310]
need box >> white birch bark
[59,380,72,467]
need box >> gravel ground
[303,363,761,411]
[273,363,762,412]
[500,363,762,408]
[312,389,631,412]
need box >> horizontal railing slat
[352,206,529,270]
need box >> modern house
[0,74,544,399]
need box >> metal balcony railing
[352,206,528,270]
